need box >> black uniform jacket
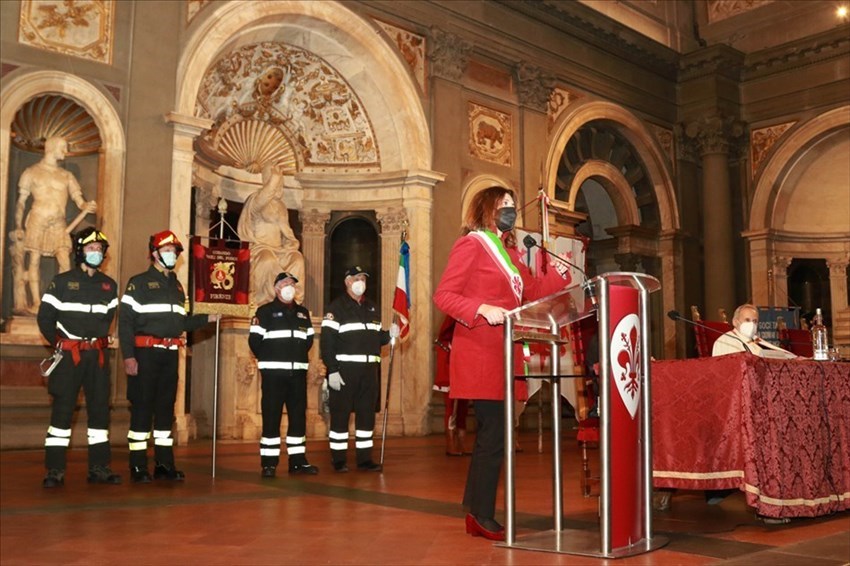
[249,299,314,370]
[320,294,390,375]
[118,264,208,359]
[37,266,118,344]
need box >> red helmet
[148,230,184,254]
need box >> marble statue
[237,163,305,306]
[11,136,97,315]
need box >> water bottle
[811,308,829,361]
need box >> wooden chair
[690,306,733,357]
[568,317,599,497]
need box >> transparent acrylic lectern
[499,272,667,558]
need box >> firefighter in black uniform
[37,227,121,488]
[249,272,318,478]
[119,230,217,483]
[320,266,398,473]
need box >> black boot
[87,465,122,484]
[154,463,185,481]
[130,467,152,484]
[43,469,65,488]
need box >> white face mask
[278,285,296,303]
[738,321,756,340]
[159,251,177,269]
[351,280,366,297]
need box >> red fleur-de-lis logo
[610,314,641,418]
[616,325,640,398]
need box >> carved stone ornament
[11,94,101,156]
[750,122,794,177]
[468,102,511,167]
[186,0,212,24]
[650,124,675,166]
[376,208,409,234]
[547,87,576,132]
[429,28,471,81]
[18,0,115,64]
[685,115,746,156]
[515,62,555,112]
[375,19,426,94]
[299,209,331,234]
[195,42,380,173]
[707,0,773,24]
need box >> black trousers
[127,348,179,468]
[44,350,112,471]
[260,370,308,468]
[328,363,379,465]
[462,399,505,521]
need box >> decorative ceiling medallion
[196,116,297,175]
[11,94,101,156]
[468,102,511,167]
[196,42,380,172]
[375,19,426,94]
[18,0,115,65]
[750,121,794,177]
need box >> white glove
[328,371,345,391]
[389,323,400,339]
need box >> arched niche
[0,70,125,340]
[325,212,381,307]
[460,174,517,221]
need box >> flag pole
[380,315,398,466]
[211,198,226,478]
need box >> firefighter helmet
[73,227,109,266]
[148,230,184,254]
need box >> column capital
[772,255,793,275]
[299,209,330,234]
[165,111,213,138]
[684,115,746,156]
[429,29,471,82]
[515,62,555,112]
[376,207,409,235]
[827,258,849,276]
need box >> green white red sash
[469,230,523,304]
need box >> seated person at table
[712,304,795,359]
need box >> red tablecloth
[651,353,850,519]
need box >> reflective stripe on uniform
[336,354,380,363]
[257,361,309,370]
[45,437,70,447]
[260,448,281,456]
[286,435,306,455]
[121,295,186,315]
[329,430,348,451]
[45,425,72,446]
[56,321,83,339]
[249,325,266,336]
[127,430,151,440]
[48,426,72,438]
[153,429,173,446]
[321,319,340,331]
[42,294,117,314]
[260,437,281,456]
[87,428,109,445]
[355,429,373,449]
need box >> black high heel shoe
[465,513,505,541]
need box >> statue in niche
[11,136,97,315]
[237,162,305,306]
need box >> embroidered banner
[190,237,251,316]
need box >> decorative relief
[547,87,576,132]
[299,209,331,234]
[468,102,511,167]
[18,0,115,64]
[375,20,426,94]
[235,356,257,412]
[515,62,555,112]
[750,121,794,177]
[650,124,675,165]
[376,208,409,234]
[707,0,773,23]
[684,115,746,156]
[430,28,471,81]
[11,94,101,156]
[196,42,380,173]
[186,0,212,24]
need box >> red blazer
[433,232,570,401]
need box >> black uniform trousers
[261,370,308,468]
[462,399,505,521]
[328,362,379,466]
[45,350,112,471]
[127,348,179,468]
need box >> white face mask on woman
[351,280,366,297]
[738,321,756,340]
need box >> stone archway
[0,70,126,335]
[543,100,680,357]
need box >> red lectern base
[497,529,668,558]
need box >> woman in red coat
[434,186,570,540]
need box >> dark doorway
[788,258,831,327]
[325,212,380,308]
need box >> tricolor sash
[469,230,523,304]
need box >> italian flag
[392,240,411,340]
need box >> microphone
[523,234,587,280]
[666,310,755,356]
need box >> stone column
[686,116,743,320]
[165,111,213,444]
[827,259,850,348]
[659,231,684,358]
[771,256,792,309]
[299,209,330,317]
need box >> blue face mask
[159,251,177,269]
[84,251,104,268]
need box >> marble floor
[1,432,848,565]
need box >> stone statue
[11,136,97,315]
[237,163,305,306]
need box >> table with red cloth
[651,353,850,519]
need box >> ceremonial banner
[392,240,411,340]
[191,237,251,316]
[757,306,800,345]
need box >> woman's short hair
[462,186,517,247]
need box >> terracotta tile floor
[1,432,848,565]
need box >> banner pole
[211,198,227,478]
[380,315,398,466]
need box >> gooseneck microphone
[666,310,754,355]
[522,234,587,280]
